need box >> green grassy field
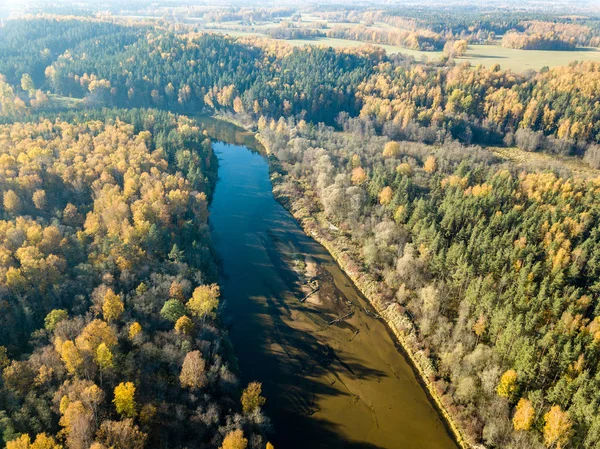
[207,27,600,72]
[46,94,84,110]
[457,44,600,72]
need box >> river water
[204,117,458,449]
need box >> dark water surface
[205,117,458,449]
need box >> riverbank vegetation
[258,114,600,449]
[0,109,270,448]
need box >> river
[203,116,459,449]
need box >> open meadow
[207,23,600,72]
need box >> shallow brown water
[204,117,458,449]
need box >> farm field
[208,27,600,72]
[458,44,600,72]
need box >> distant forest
[2,18,600,153]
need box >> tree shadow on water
[220,218,446,449]
[269,409,387,449]
[248,286,388,449]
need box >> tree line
[501,21,600,51]
[3,17,600,155]
[357,58,600,151]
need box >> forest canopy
[0,109,269,449]
[1,10,600,449]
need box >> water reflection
[205,118,459,449]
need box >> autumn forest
[1,2,600,449]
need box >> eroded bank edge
[255,131,472,449]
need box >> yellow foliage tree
[394,205,406,224]
[102,289,124,322]
[33,433,61,449]
[7,434,34,449]
[59,396,70,414]
[32,190,47,210]
[114,382,137,418]
[378,186,393,205]
[396,163,412,176]
[383,141,400,158]
[95,343,113,371]
[4,190,21,215]
[6,433,61,449]
[257,116,267,131]
[59,400,93,449]
[60,340,83,375]
[129,322,142,340]
[472,314,487,337]
[186,284,220,320]
[444,40,468,57]
[233,97,244,114]
[75,320,117,355]
[544,405,571,449]
[497,369,518,398]
[424,156,437,174]
[513,398,535,431]
[5,267,26,291]
[241,381,266,414]
[351,167,367,185]
[220,430,247,449]
[175,316,194,336]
